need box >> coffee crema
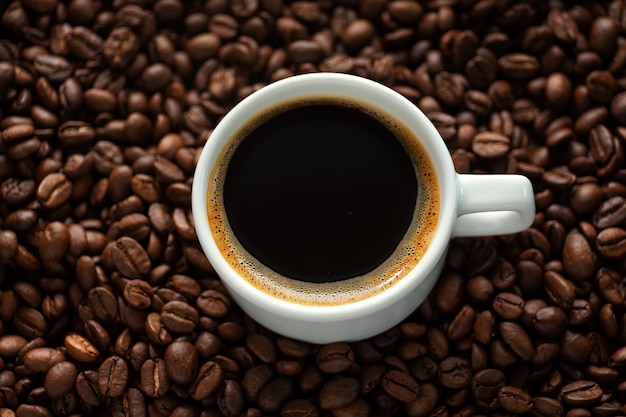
[207,96,439,306]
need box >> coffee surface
[223,104,418,283]
[208,97,439,305]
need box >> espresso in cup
[206,96,439,306]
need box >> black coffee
[223,104,418,283]
[207,97,439,306]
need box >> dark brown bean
[381,370,419,403]
[596,227,626,258]
[258,376,297,413]
[497,385,533,414]
[316,343,354,374]
[140,358,168,398]
[22,348,65,373]
[97,356,128,398]
[161,300,199,333]
[560,380,603,407]
[44,361,77,398]
[123,279,153,309]
[164,340,198,385]
[438,357,471,389]
[75,370,102,407]
[562,229,595,281]
[37,172,72,209]
[544,271,575,310]
[111,237,152,279]
[492,292,524,320]
[189,361,223,401]
[318,377,360,410]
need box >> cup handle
[453,174,535,237]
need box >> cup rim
[191,73,458,320]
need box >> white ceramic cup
[192,73,535,344]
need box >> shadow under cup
[192,73,458,342]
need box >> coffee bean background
[2,0,626,416]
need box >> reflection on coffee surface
[207,97,439,305]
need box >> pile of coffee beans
[2,0,626,416]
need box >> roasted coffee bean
[166,274,201,300]
[5,209,39,232]
[44,361,77,398]
[473,310,494,345]
[315,377,359,411]
[39,221,69,263]
[258,376,297,413]
[434,72,467,108]
[123,279,153,309]
[111,237,151,279]
[37,172,72,209]
[216,379,245,416]
[1,124,34,145]
[280,398,318,417]
[562,229,595,282]
[472,131,510,159]
[14,307,47,339]
[64,333,99,363]
[140,358,168,398]
[189,360,223,401]
[596,227,626,258]
[217,321,246,344]
[593,196,626,229]
[434,272,464,315]
[596,267,626,306]
[533,306,568,338]
[544,271,575,310]
[83,320,109,353]
[498,53,540,79]
[316,343,354,374]
[500,321,534,361]
[12,282,41,308]
[608,346,626,367]
[14,404,53,417]
[446,305,475,342]
[532,396,564,417]
[586,71,616,104]
[164,340,198,385]
[569,299,593,325]
[381,370,419,403]
[75,370,102,407]
[471,368,505,410]
[103,27,140,69]
[438,357,471,389]
[33,55,73,82]
[561,331,592,363]
[87,286,118,322]
[160,300,198,333]
[492,292,524,320]
[98,356,128,398]
[1,179,36,206]
[0,230,18,264]
[242,364,273,402]
[22,348,65,373]
[245,334,276,364]
[144,311,172,345]
[497,385,533,414]
[560,380,603,407]
[0,334,28,358]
